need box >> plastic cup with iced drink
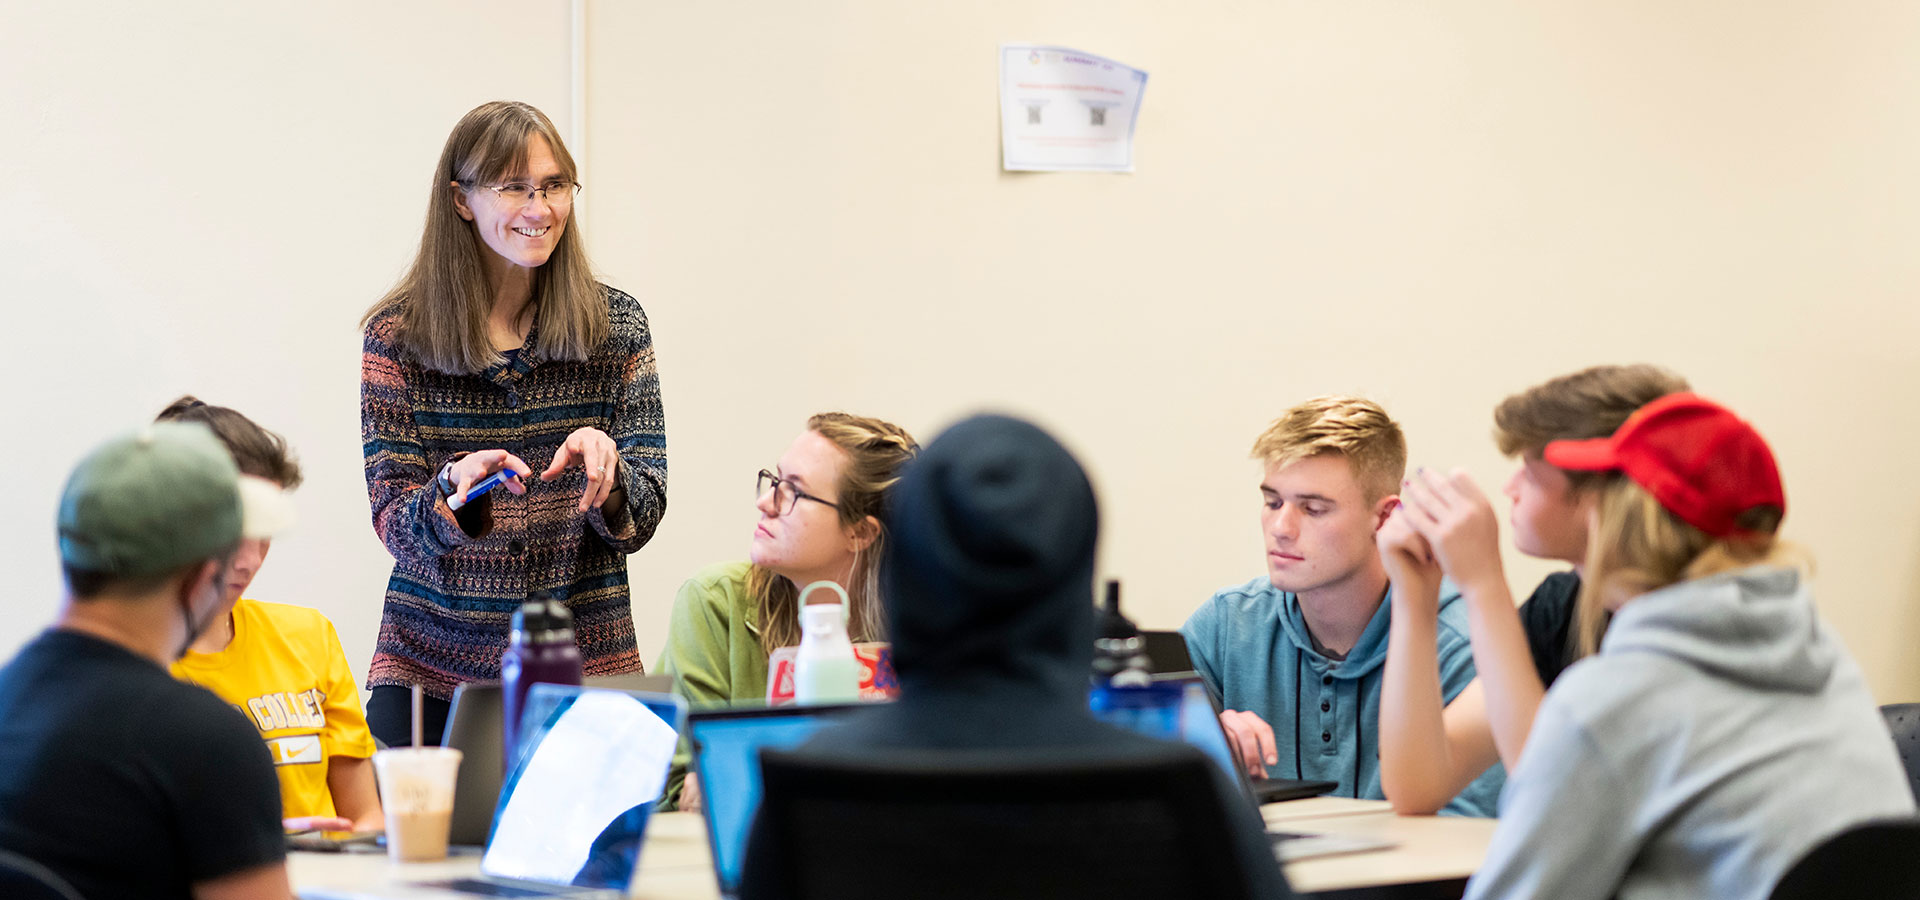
[372,747,463,862]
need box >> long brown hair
[750,413,918,654]
[361,101,606,374]
[1575,477,1801,656]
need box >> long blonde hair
[750,413,918,654]
[1575,476,1803,656]
[362,101,606,374]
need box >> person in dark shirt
[739,414,1291,899]
[0,423,289,900]
[1375,365,1688,814]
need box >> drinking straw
[411,684,424,748]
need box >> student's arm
[1180,599,1275,779]
[1377,508,1500,814]
[317,616,383,831]
[193,860,293,900]
[654,568,745,810]
[327,756,383,831]
[1462,701,1635,900]
[1402,469,1548,769]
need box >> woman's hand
[447,449,532,507]
[541,427,623,512]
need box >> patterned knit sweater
[359,285,667,699]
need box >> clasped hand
[446,427,622,513]
[1390,467,1508,597]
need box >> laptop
[1139,629,1197,676]
[310,684,685,899]
[442,674,676,846]
[685,703,871,900]
[1093,677,1394,861]
[1135,633,1340,806]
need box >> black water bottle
[1092,580,1153,687]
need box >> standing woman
[360,101,667,747]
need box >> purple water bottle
[500,592,583,772]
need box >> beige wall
[7,1,1919,703]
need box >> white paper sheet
[481,691,677,883]
[999,44,1149,172]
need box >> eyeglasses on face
[756,469,840,516]
[466,179,581,207]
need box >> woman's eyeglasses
[469,179,581,207]
[757,469,840,516]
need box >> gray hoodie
[1466,566,1914,900]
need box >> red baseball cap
[1543,392,1785,538]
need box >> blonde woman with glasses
[359,101,667,748]
[655,413,917,810]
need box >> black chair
[744,747,1264,900]
[1882,703,1920,804]
[1769,818,1920,900]
[0,850,86,900]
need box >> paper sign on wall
[999,44,1149,172]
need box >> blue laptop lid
[687,703,869,896]
[480,684,687,889]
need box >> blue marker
[449,470,521,511]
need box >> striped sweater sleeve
[360,315,488,563]
[587,290,667,552]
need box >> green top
[653,560,768,807]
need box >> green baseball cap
[57,422,245,577]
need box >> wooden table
[1264,798,1496,898]
[295,801,1493,899]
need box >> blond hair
[750,413,919,654]
[1250,395,1406,502]
[1575,477,1801,656]
[362,101,606,374]
[1493,365,1689,491]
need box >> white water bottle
[794,581,861,704]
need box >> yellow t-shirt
[172,598,378,821]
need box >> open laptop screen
[1089,678,1239,785]
[687,704,868,897]
[479,685,685,890]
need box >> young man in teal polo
[1181,395,1502,816]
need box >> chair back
[1882,703,1920,804]
[0,850,86,900]
[745,747,1258,900]
[1769,818,1920,900]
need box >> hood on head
[1603,566,1833,693]
[883,414,1099,700]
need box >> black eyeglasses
[757,469,840,516]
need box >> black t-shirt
[1518,571,1592,689]
[0,630,285,900]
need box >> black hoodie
[741,415,1291,898]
